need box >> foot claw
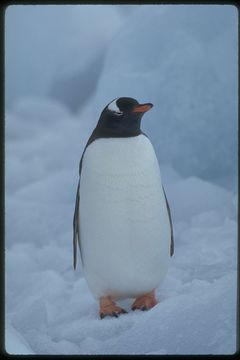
[141,306,147,311]
[100,313,105,319]
[132,306,137,311]
[121,309,127,314]
[112,312,119,318]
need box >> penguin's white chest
[80,135,171,299]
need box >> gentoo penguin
[73,97,174,318]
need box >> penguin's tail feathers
[73,180,81,270]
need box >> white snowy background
[5,4,238,355]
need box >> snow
[5,97,237,354]
[5,5,132,111]
[5,4,237,356]
[92,5,238,188]
[6,324,34,354]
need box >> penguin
[73,97,174,319]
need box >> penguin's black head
[105,97,153,116]
[96,97,153,137]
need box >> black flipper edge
[73,180,80,269]
[162,186,174,256]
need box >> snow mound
[5,99,237,353]
[6,324,35,355]
[5,5,130,111]
[92,5,237,186]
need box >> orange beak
[132,103,153,113]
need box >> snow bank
[5,98,237,354]
[92,5,237,186]
[5,324,34,354]
[6,176,237,353]
[5,5,134,111]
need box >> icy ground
[5,99,237,355]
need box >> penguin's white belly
[80,135,171,299]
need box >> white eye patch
[107,99,123,115]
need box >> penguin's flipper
[73,135,97,270]
[73,179,81,269]
[162,186,174,256]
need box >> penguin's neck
[93,113,142,138]
[80,116,144,175]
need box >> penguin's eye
[113,111,123,116]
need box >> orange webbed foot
[99,296,127,319]
[131,290,158,311]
